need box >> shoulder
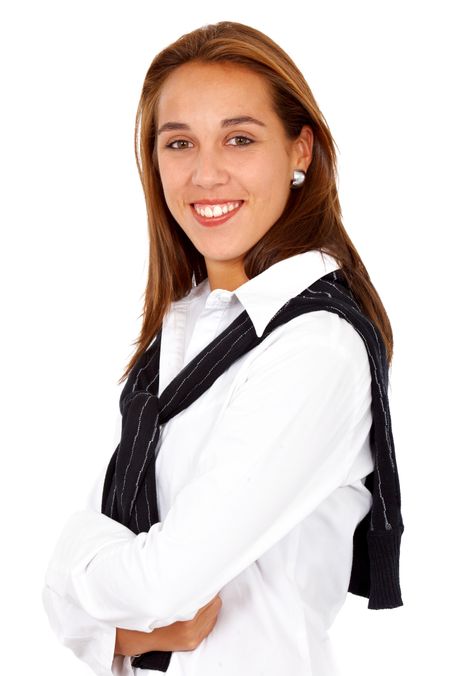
[226,309,372,431]
[244,309,371,385]
[225,310,372,406]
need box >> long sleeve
[43,316,371,634]
[42,416,136,676]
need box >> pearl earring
[291,169,306,188]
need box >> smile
[190,201,244,227]
[193,201,241,217]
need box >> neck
[206,258,249,292]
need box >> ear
[291,124,314,172]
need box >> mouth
[190,200,244,227]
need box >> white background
[1,0,448,674]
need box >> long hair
[118,20,393,384]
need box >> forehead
[157,62,273,118]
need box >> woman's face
[155,61,312,290]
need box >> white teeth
[193,201,241,218]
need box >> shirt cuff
[42,584,130,676]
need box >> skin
[155,60,314,291]
[115,594,222,656]
[115,61,315,657]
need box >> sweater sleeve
[43,315,372,632]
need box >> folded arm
[44,317,368,633]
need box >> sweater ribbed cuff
[132,649,172,671]
[367,526,404,609]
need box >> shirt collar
[194,249,340,338]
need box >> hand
[114,594,222,656]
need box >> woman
[42,20,404,676]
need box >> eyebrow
[157,115,267,136]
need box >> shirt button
[205,290,232,306]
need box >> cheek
[159,167,182,208]
[248,154,287,195]
[254,175,286,208]
[160,183,173,212]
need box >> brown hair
[118,20,393,385]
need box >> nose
[191,146,229,189]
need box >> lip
[190,201,244,227]
[191,199,243,205]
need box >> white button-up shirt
[42,249,375,676]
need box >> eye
[227,135,253,147]
[165,139,193,150]
[164,135,254,150]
